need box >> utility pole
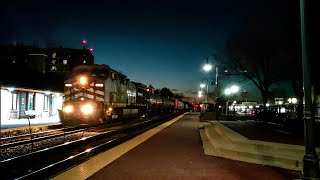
[300,0,320,179]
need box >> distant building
[0,43,94,92]
[0,44,94,75]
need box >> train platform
[52,112,304,180]
[0,115,61,137]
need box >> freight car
[59,64,189,126]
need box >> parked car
[253,104,298,126]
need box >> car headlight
[81,104,93,115]
[63,105,73,113]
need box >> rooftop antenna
[82,39,87,49]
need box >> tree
[154,89,161,95]
[223,0,301,106]
[160,87,174,98]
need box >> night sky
[0,0,299,101]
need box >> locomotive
[59,64,191,126]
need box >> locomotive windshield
[71,64,110,80]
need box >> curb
[199,121,320,171]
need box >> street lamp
[203,54,219,119]
[300,0,320,178]
[200,78,209,111]
[224,85,239,115]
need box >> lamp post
[200,78,209,111]
[224,85,239,115]
[0,81,2,134]
[300,0,320,178]
[198,89,204,111]
[203,54,219,119]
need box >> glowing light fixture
[81,104,93,114]
[224,88,231,95]
[231,85,239,93]
[63,105,73,113]
[79,76,87,86]
[203,63,212,71]
[291,98,297,104]
[95,83,103,87]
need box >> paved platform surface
[53,112,302,180]
[219,120,320,146]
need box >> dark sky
[0,0,295,100]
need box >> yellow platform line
[52,113,187,180]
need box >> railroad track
[0,112,182,179]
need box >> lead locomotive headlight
[81,104,94,115]
[63,105,73,113]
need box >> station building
[0,86,62,121]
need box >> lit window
[83,60,86,63]
[12,93,17,110]
[44,95,49,110]
[63,59,68,65]
[28,93,35,110]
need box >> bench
[24,110,42,118]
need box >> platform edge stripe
[51,113,186,180]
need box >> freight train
[59,64,192,126]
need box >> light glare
[81,104,93,114]
[79,76,87,85]
[224,88,231,95]
[203,64,212,71]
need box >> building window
[50,66,57,71]
[44,95,49,110]
[83,59,86,63]
[28,93,35,110]
[120,77,125,85]
[11,93,17,110]
[63,59,68,65]
[111,72,116,80]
